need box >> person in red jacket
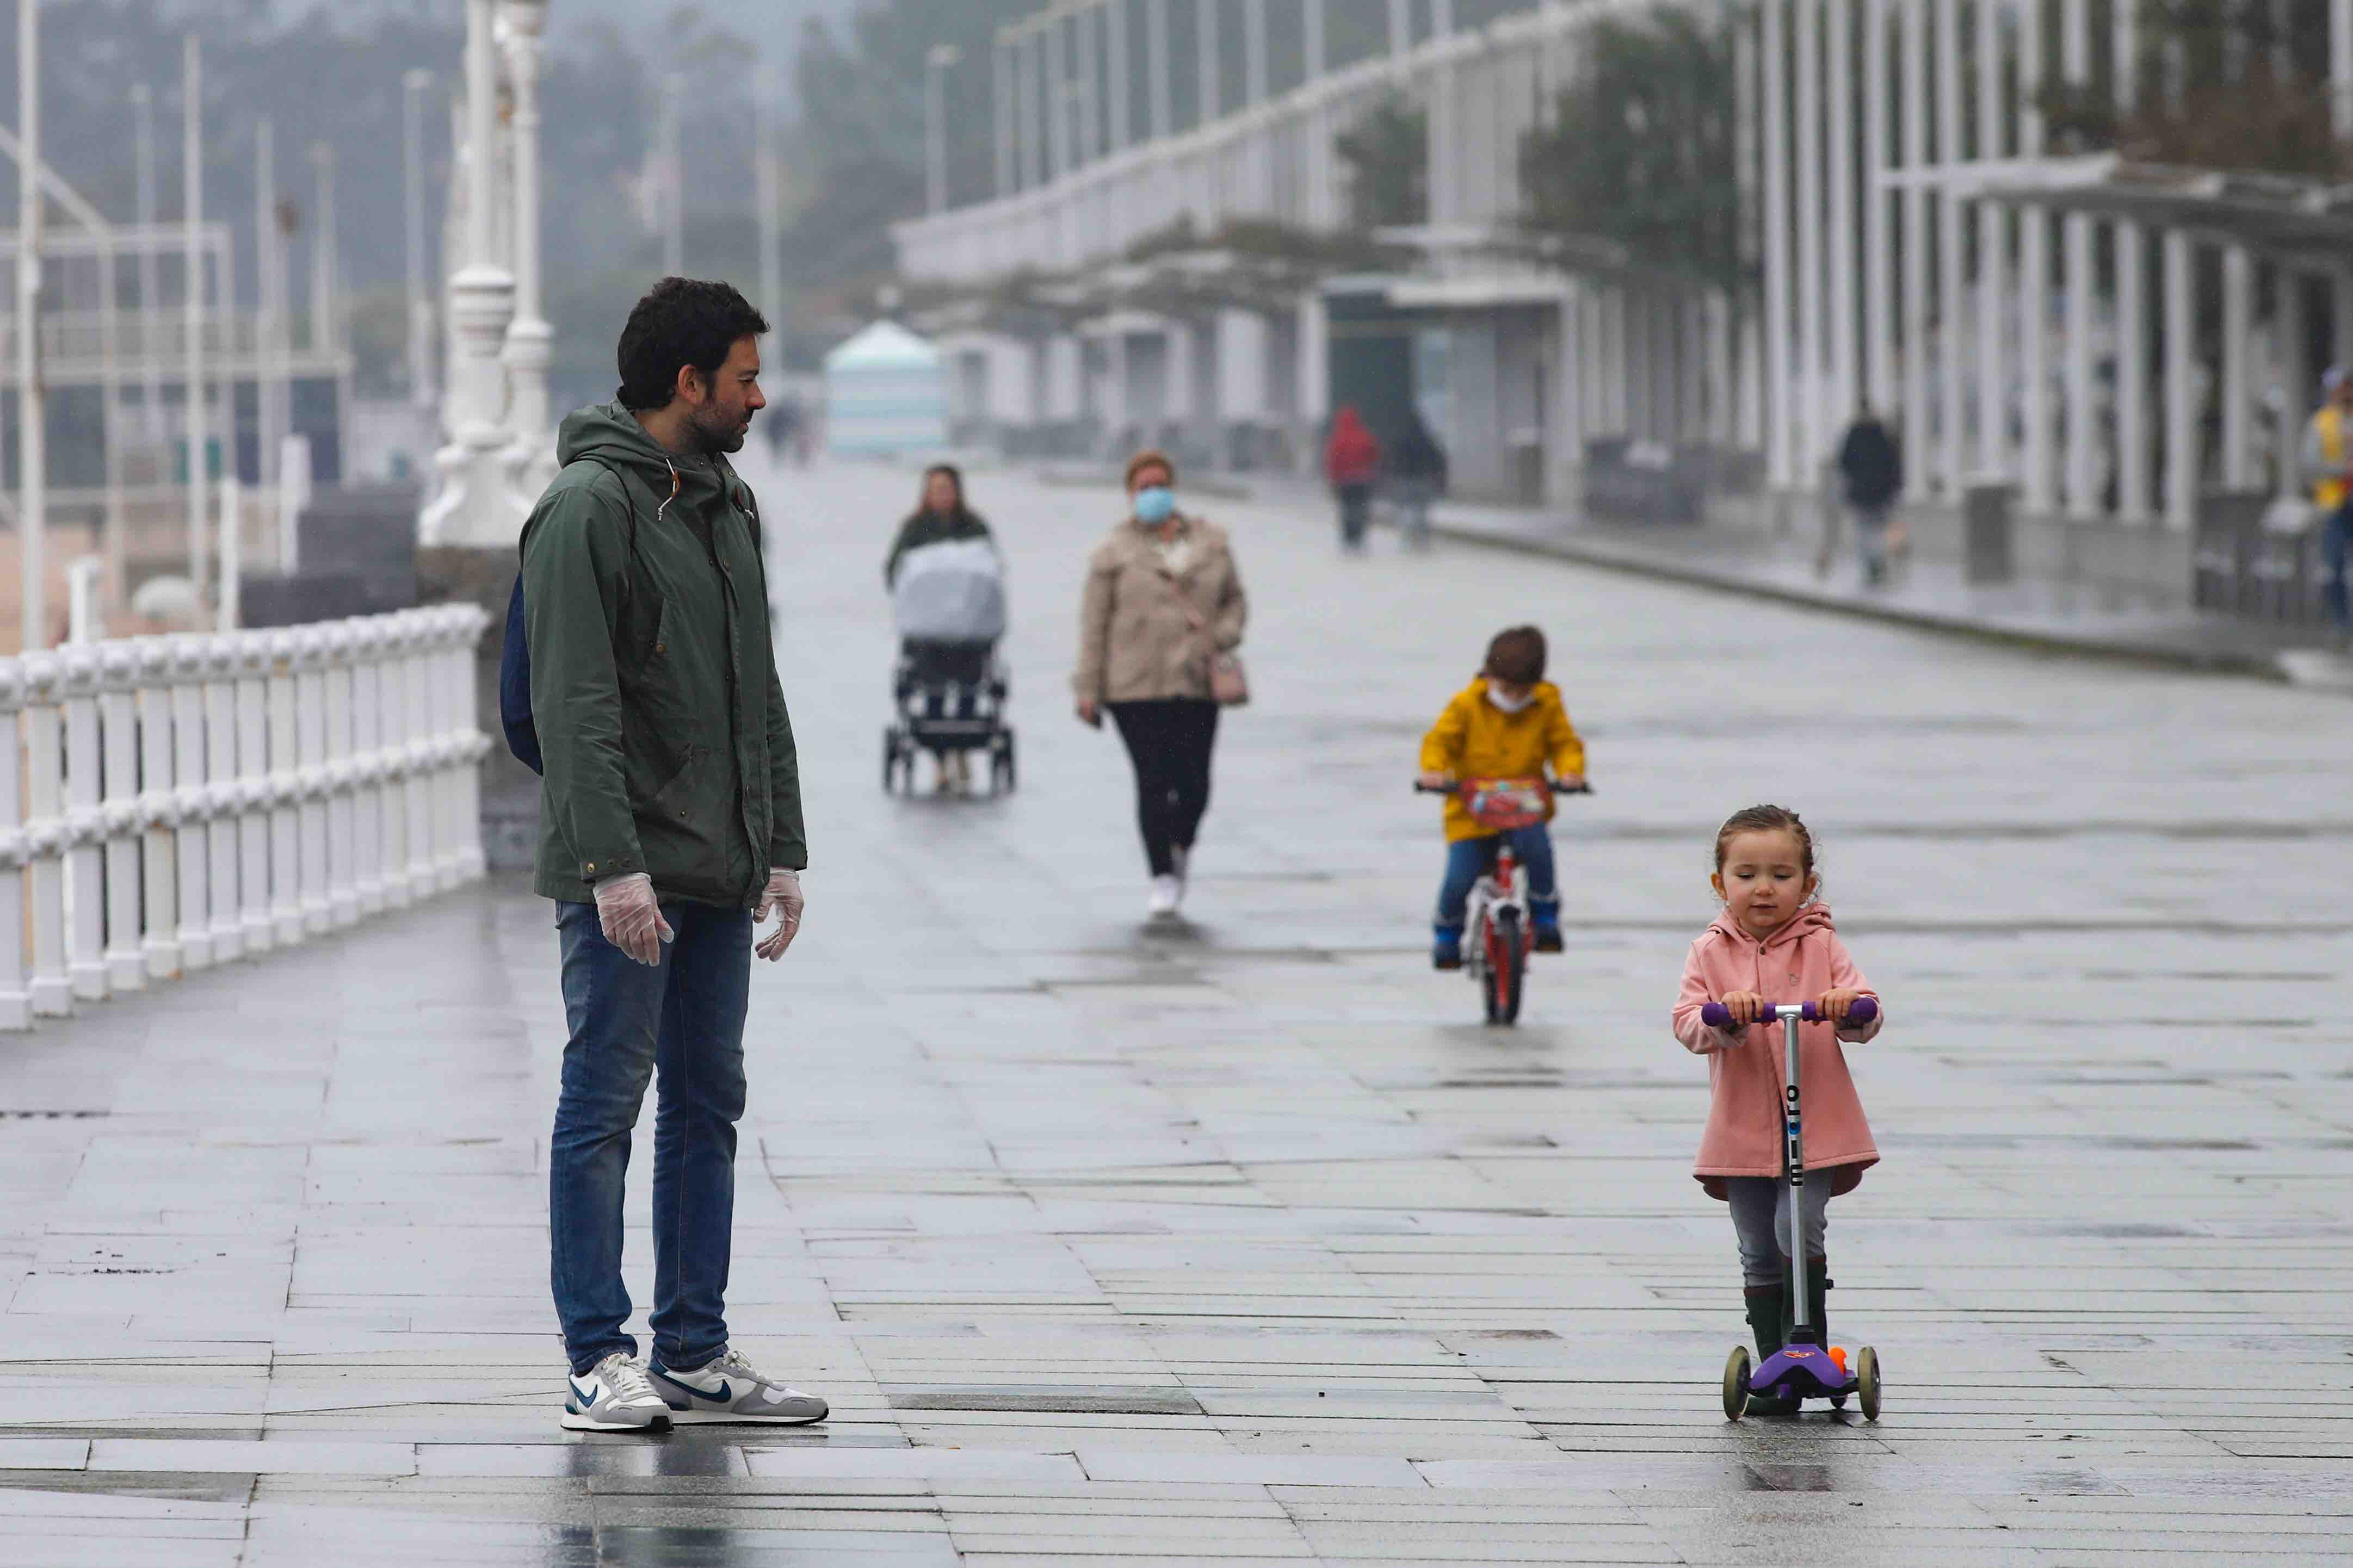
[1324,406,1382,551]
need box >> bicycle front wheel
[1483,909,1527,1025]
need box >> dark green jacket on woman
[519,402,806,908]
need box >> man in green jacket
[520,277,825,1433]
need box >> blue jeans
[1435,827,1559,930]
[550,897,751,1375]
[2325,503,2352,633]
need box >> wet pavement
[2,454,2348,1564]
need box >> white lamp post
[419,0,520,546]
[501,0,554,496]
[927,44,962,216]
[183,33,207,597]
[404,70,436,414]
[18,0,44,652]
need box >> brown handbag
[1170,546,1249,707]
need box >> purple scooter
[1701,997,1883,1422]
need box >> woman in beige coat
[1073,451,1249,919]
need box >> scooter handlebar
[1701,997,1879,1030]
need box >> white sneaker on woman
[1147,875,1181,918]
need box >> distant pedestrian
[1324,406,1382,551]
[1387,416,1449,551]
[1830,402,1902,586]
[1073,450,1249,921]
[1672,805,1884,1416]
[887,464,999,792]
[518,277,827,1434]
[2302,367,2353,646]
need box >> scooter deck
[1750,1343,1854,1399]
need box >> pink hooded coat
[1671,904,1882,1200]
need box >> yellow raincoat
[1419,677,1587,843]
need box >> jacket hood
[557,402,682,481]
[1707,901,1836,952]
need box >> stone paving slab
[1,455,2349,1563]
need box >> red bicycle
[1415,776,1590,1026]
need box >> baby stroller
[883,537,1016,795]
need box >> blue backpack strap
[498,459,640,777]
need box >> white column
[2277,267,2308,499]
[1046,18,1070,179]
[1305,0,1326,80]
[61,650,105,1000]
[98,647,141,991]
[2335,0,2353,137]
[1147,0,1172,140]
[1826,0,1858,432]
[1391,0,1412,63]
[1975,0,2005,477]
[23,656,67,1014]
[1074,6,1100,164]
[1900,0,1928,495]
[135,642,178,978]
[1197,0,1220,126]
[1245,0,1268,107]
[0,674,26,1028]
[1108,0,1131,151]
[419,0,520,548]
[2113,1,2148,520]
[2163,228,2196,528]
[1018,27,1042,188]
[1935,0,1964,493]
[2221,244,2253,489]
[502,2,553,498]
[1762,0,1795,488]
[2061,0,2096,515]
[1863,0,1893,410]
[1795,0,1825,475]
[18,0,45,653]
[202,638,242,964]
[2018,0,2052,510]
[1428,0,1456,227]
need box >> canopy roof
[825,320,940,373]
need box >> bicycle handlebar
[1700,997,1879,1030]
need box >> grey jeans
[1725,1175,1831,1287]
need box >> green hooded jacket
[519,402,806,907]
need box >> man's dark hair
[615,277,769,412]
[1484,625,1547,686]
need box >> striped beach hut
[823,320,948,458]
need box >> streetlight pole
[18,0,44,652]
[926,44,962,216]
[183,33,206,597]
[133,84,164,447]
[757,64,782,327]
[309,142,335,357]
[403,69,435,414]
[660,71,684,275]
[499,0,553,494]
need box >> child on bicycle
[1671,804,1882,1415]
[1417,625,1586,969]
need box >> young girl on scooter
[1671,805,1883,1415]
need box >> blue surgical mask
[1133,486,1176,525]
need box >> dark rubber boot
[1743,1284,1799,1416]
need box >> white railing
[0,605,493,1030]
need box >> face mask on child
[1133,486,1177,525]
[1486,685,1535,714]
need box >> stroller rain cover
[893,537,1007,643]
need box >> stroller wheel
[880,728,898,792]
[997,732,1017,794]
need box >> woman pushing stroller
[884,466,1012,794]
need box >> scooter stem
[1782,1008,1810,1329]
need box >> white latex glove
[755,867,804,962]
[594,872,673,966]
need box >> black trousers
[1109,698,1220,877]
[1336,483,1374,546]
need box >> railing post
[451,606,487,881]
[135,639,181,980]
[23,653,74,1016]
[0,659,28,1028]
[234,634,274,955]
[350,619,386,916]
[379,613,413,910]
[203,636,244,963]
[325,621,359,927]
[295,625,332,935]
[169,636,213,971]
[404,612,437,897]
[60,646,109,1001]
[433,608,465,890]
[266,630,304,949]
[98,642,144,991]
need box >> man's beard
[689,403,750,455]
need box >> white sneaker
[648,1346,829,1425]
[560,1352,671,1432]
[1147,875,1181,918]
